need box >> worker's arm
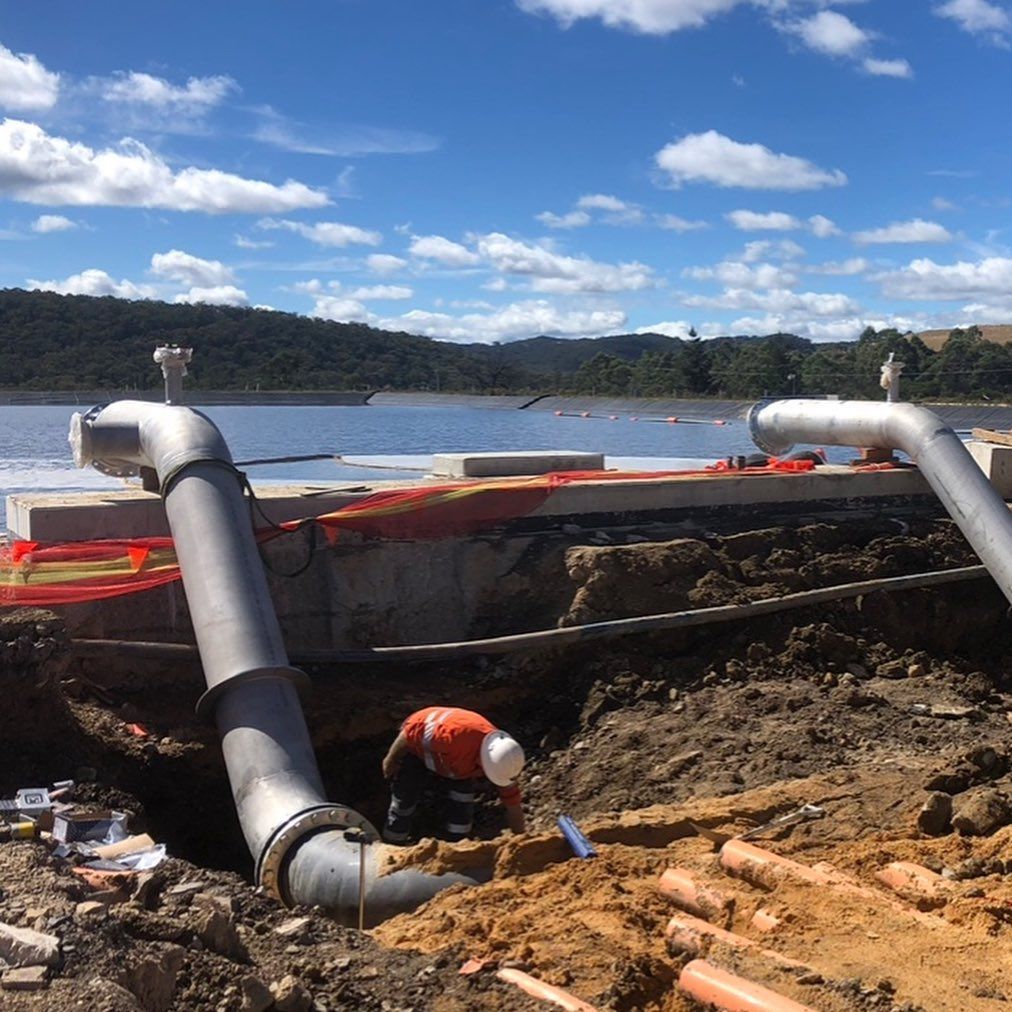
[499,782,526,834]
[382,732,410,779]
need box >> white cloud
[347,284,413,300]
[31,213,76,233]
[102,72,236,110]
[932,196,959,212]
[233,235,274,249]
[151,249,235,287]
[863,57,913,78]
[576,193,630,211]
[0,44,59,111]
[808,214,840,238]
[258,218,381,247]
[409,234,482,267]
[655,213,708,231]
[635,320,696,338]
[726,209,801,231]
[28,268,156,299]
[536,209,592,229]
[853,218,953,244]
[0,119,329,213]
[877,256,1012,300]
[515,0,744,34]
[174,284,248,306]
[935,0,1011,43]
[655,130,847,191]
[367,253,408,274]
[687,287,859,316]
[741,239,805,262]
[476,231,655,292]
[381,300,628,343]
[808,257,869,276]
[789,10,869,57]
[684,259,797,289]
[312,295,370,321]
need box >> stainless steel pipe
[748,398,1012,606]
[70,400,476,924]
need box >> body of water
[0,402,846,532]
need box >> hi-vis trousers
[383,754,477,843]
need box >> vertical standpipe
[748,398,1012,607]
[69,400,476,925]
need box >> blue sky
[1,0,1011,344]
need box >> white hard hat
[480,730,525,786]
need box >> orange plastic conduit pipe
[658,867,734,926]
[496,968,599,1012]
[678,959,817,1012]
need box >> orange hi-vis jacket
[401,706,523,808]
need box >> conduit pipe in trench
[69,401,477,926]
[748,398,1012,607]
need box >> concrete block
[967,440,1012,499]
[431,450,604,478]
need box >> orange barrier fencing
[0,460,825,607]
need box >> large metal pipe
[70,401,476,925]
[748,398,1012,606]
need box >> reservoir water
[0,402,835,532]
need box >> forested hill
[0,288,1010,401]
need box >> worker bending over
[382,706,526,844]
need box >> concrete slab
[431,450,605,478]
[9,464,932,542]
[967,440,1012,498]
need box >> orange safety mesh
[0,460,828,606]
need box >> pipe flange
[257,804,378,903]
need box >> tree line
[0,289,1008,401]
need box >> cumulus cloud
[174,285,249,306]
[788,10,869,57]
[409,234,481,267]
[475,231,655,292]
[258,218,381,247]
[0,119,328,213]
[635,320,697,338]
[311,295,370,321]
[655,131,847,191]
[808,257,870,276]
[31,213,76,233]
[536,209,592,229]
[0,44,59,111]
[684,259,797,289]
[367,253,408,274]
[726,209,801,231]
[853,218,953,244]
[863,57,913,78]
[877,256,1012,300]
[233,235,274,249]
[935,0,1011,44]
[686,287,859,316]
[576,193,630,212]
[808,214,840,238]
[741,239,805,262]
[655,213,708,231]
[28,268,156,299]
[101,72,236,110]
[515,0,744,34]
[347,284,413,300]
[151,249,235,287]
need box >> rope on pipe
[70,563,988,666]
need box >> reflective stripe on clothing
[420,707,453,773]
[401,706,497,780]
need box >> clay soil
[2,512,1012,1010]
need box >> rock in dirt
[271,973,311,1012]
[120,945,185,1012]
[1,965,48,991]
[951,787,1012,837]
[917,792,952,836]
[240,975,273,1012]
[0,922,60,967]
[195,909,249,962]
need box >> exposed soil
[2,512,1012,1010]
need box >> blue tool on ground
[557,814,597,859]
